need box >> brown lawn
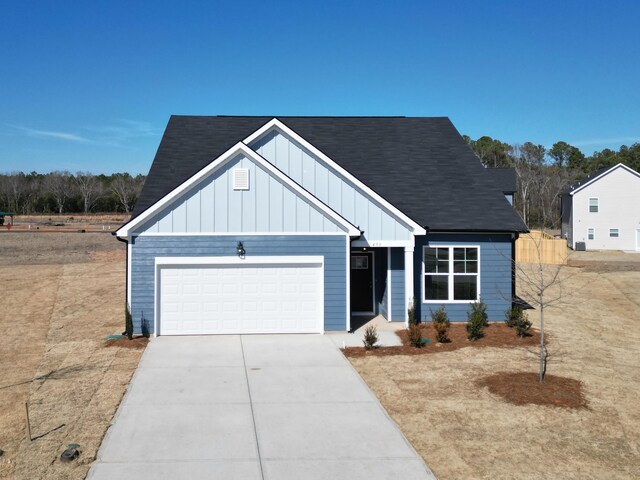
[347,253,640,480]
[0,228,144,480]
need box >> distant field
[5,213,129,232]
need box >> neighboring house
[561,163,640,251]
[115,116,527,335]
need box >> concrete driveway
[88,335,435,480]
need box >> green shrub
[505,306,523,328]
[362,325,379,350]
[141,312,150,339]
[515,311,533,337]
[124,304,133,340]
[431,305,451,343]
[466,300,486,341]
[407,324,424,348]
[469,299,489,327]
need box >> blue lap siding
[130,234,347,334]
[413,234,513,322]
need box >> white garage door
[158,259,323,335]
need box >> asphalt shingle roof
[132,116,527,232]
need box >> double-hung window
[609,228,619,238]
[588,228,595,240]
[589,198,599,213]
[424,246,479,302]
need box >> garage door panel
[159,261,323,335]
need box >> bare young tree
[111,173,144,213]
[74,171,103,213]
[44,171,72,214]
[514,232,579,382]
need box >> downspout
[113,232,129,310]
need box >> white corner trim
[127,241,132,309]
[244,118,426,235]
[404,244,414,326]
[116,142,360,238]
[570,163,640,195]
[346,236,351,332]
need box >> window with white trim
[609,228,619,238]
[589,197,598,213]
[423,246,479,302]
[588,228,595,240]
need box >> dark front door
[351,252,374,313]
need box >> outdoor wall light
[236,241,246,259]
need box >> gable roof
[132,116,527,232]
[562,163,640,195]
[116,142,360,238]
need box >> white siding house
[561,163,640,251]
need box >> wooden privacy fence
[516,230,568,265]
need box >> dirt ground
[348,253,640,480]
[3,214,129,233]
[0,230,144,480]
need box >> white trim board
[421,244,482,304]
[243,118,426,235]
[136,231,348,237]
[116,142,361,238]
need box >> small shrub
[431,305,451,343]
[466,300,486,341]
[362,325,379,350]
[407,297,418,326]
[141,312,150,339]
[469,299,489,327]
[124,304,133,340]
[515,311,533,337]
[407,323,424,348]
[505,306,523,328]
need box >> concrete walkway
[88,335,435,480]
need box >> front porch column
[404,245,414,326]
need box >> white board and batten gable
[569,163,640,251]
[245,119,425,247]
[117,143,360,238]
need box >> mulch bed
[478,372,588,409]
[342,323,540,358]
[103,336,149,349]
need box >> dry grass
[347,257,640,479]
[6,214,129,232]
[0,233,143,480]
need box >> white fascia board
[570,163,640,196]
[351,239,413,247]
[244,118,427,236]
[116,142,360,238]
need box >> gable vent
[233,168,250,190]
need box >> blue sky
[1,0,639,174]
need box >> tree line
[2,138,638,224]
[0,171,145,215]
[463,137,640,229]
